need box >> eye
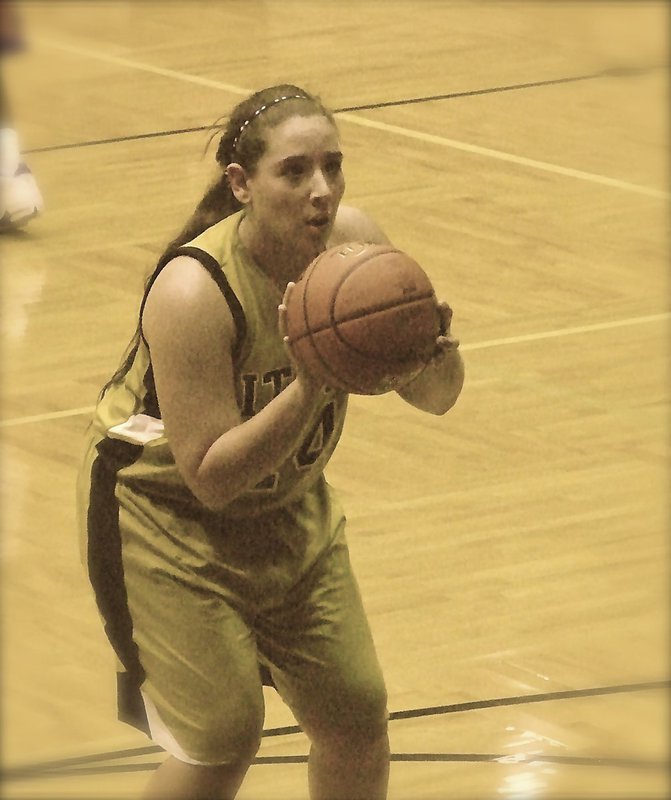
[324,157,343,176]
[281,160,308,182]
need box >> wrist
[294,371,327,403]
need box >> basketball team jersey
[90,210,348,520]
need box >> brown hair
[100,84,337,398]
[162,84,337,257]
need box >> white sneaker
[0,128,43,231]
[0,161,44,230]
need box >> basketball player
[0,0,43,231]
[77,84,464,800]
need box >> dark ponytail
[162,174,242,258]
[160,83,335,260]
[99,84,336,399]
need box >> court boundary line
[3,752,667,782]
[23,71,610,155]
[33,36,670,200]
[1,311,667,429]
[2,679,668,782]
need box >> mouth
[306,214,330,232]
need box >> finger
[436,301,453,335]
[430,336,459,363]
[436,334,460,350]
[278,303,288,337]
[282,281,296,305]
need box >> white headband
[232,94,307,153]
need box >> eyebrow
[278,151,343,166]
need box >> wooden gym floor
[1,2,669,798]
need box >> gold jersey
[89,210,347,521]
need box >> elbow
[184,461,239,512]
[188,460,263,513]
[427,391,461,416]
[398,381,463,416]
[429,364,465,416]
[436,357,465,415]
[189,480,233,512]
[432,400,457,417]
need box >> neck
[238,215,312,290]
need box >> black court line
[264,679,671,736]
[386,679,671,722]
[4,753,668,782]
[24,125,213,153]
[2,680,668,782]
[334,71,601,113]
[23,65,666,156]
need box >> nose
[309,168,330,200]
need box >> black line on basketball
[330,296,438,361]
[288,290,436,344]
[326,247,402,332]
[300,327,363,393]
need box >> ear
[226,163,251,205]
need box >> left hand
[383,300,460,394]
[430,300,460,364]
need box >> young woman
[77,84,464,800]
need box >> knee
[309,674,389,746]
[345,674,388,733]
[176,697,264,767]
[207,703,264,764]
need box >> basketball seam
[290,291,435,343]
[329,296,437,361]
[299,245,399,341]
[326,247,402,335]
[301,329,364,392]
[293,244,429,392]
[296,249,376,391]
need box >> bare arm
[330,204,392,246]
[396,347,465,415]
[143,256,325,511]
[332,206,465,415]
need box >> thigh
[256,531,388,738]
[120,509,266,765]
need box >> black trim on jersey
[87,438,150,735]
[139,245,247,364]
[142,364,160,419]
[178,245,247,362]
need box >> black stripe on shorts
[87,438,150,734]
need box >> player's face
[245,114,346,267]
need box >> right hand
[278,282,333,396]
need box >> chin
[303,234,327,260]
[303,246,323,269]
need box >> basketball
[284,242,442,394]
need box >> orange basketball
[284,242,441,394]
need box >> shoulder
[142,255,236,349]
[329,205,392,247]
[146,255,224,307]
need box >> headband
[232,94,308,153]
